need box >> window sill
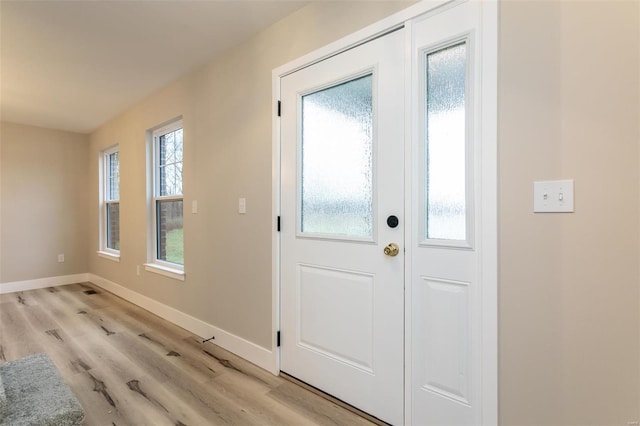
[144,263,185,281]
[97,251,120,262]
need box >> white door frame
[271,1,498,424]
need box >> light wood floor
[0,282,374,426]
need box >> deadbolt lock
[384,243,400,257]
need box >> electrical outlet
[57,254,65,263]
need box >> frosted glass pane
[301,75,373,237]
[425,43,467,241]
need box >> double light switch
[533,180,574,213]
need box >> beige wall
[88,1,415,350]
[0,122,89,282]
[499,1,639,424]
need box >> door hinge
[277,216,281,232]
[277,100,281,117]
[276,331,281,347]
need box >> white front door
[279,2,490,425]
[280,29,405,425]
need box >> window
[300,74,374,239]
[423,40,470,244]
[99,145,120,260]
[147,119,184,279]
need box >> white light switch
[534,180,574,213]
[238,198,246,214]
[192,200,198,214]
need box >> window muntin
[151,120,184,270]
[102,146,120,254]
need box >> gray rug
[0,372,6,418]
[0,353,84,426]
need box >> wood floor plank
[17,301,96,379]
[105,330,264,425]
[0,283,375,426]
[98,291,193,340]
[268,380,375,426]
[210,370,316,425]
[0,300,45,360]
[133,327,221,384]
[27,286,98,338]
[67,322,213,426]
[182,335,283,388]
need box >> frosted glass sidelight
[301,75,374,238]
[425,43,467,241]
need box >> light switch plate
[239,198,246,214]
[192,200,198,214]
[534,180,574,213]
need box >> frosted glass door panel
[425,42,467,241]
[301,75,374,238]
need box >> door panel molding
[417,276,471,405]
[297,263,375,373]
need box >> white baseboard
[87,273,277,374]
[0,273,90,294]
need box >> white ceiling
[0,1,309,134]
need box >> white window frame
[97,144,121,262]
[145,118,185,280]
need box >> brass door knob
[384,243,399,257]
